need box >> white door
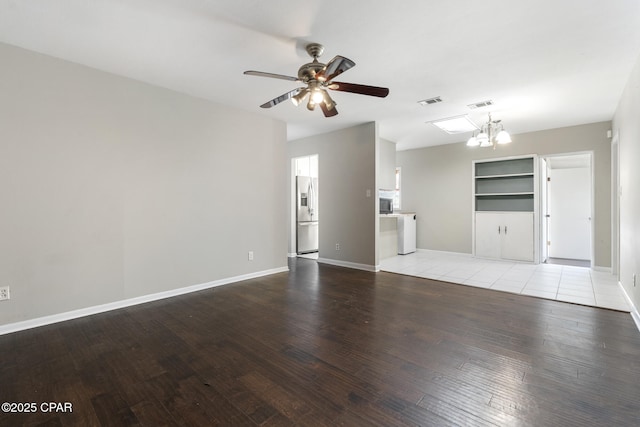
[548,167,591,260]
[475,212,502,259]
[501,213,534,262]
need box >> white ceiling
[1,0,639,150]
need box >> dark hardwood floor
[1,258,640,426]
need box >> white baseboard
[417,248,474,257]
[593,265,613,273]
[287,252,297,258]
[317,257,378,272]
[631,310,640,334]
[0,266,289,336]
[619,281,640,333]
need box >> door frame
[540,157,549,263]
[290,155,319,258]
[611,132,620,277]
[539,151,594,266]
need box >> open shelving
[474,157,534,212]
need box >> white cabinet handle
[498,226,501,234]
[505,226,508,234]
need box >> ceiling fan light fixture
[291,88,309,106]
[311,89,324,104]
[306,98,316,111]
[323,90,337,111]
[244,43,389,117]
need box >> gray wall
[288,123,378,268]
[0,43,288,326]
[397,121,612,268]
[612,53,640,312]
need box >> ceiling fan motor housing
[297,43,326,83]
[305,43,325,59]
[298,61,325,83]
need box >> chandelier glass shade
[467,113,511,148]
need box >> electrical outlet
[0,286,10,301]
[248,251,254,261]
[335,243,340,251]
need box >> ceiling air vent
[467,99,493,109]
[418,96,443,106]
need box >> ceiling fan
[244,43,389,117]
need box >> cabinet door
[475,213,502,259]
[501,213,534,262]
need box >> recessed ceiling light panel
[429,115,479,134]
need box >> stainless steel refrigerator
[296,176,319,254]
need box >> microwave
[379,197,393,214]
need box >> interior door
[548,167,591,260]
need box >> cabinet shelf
[475,172,533,179]
[475,157,534,177]
[476,192,534,196]
[475,174,534,197]
[475,195,534,212]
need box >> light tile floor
[380,250,630,312]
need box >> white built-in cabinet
[473,156,537,262]
[475,212,534,261]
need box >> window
[394,167,401,209]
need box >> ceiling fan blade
[317,56,355,81]
[259,88,303,108]
[319,102,338,117]
[244,70,300,82]
[328,81,389,98]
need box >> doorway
[541,153,593,267]
[293,155,319,259]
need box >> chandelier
[466,113,512,148]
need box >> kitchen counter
[379,212,417,258]
[380,212,416,218]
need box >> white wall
[612,53,640,314]
[397,122,612,268]
[0,43,288,326]
[288,123,378,269]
